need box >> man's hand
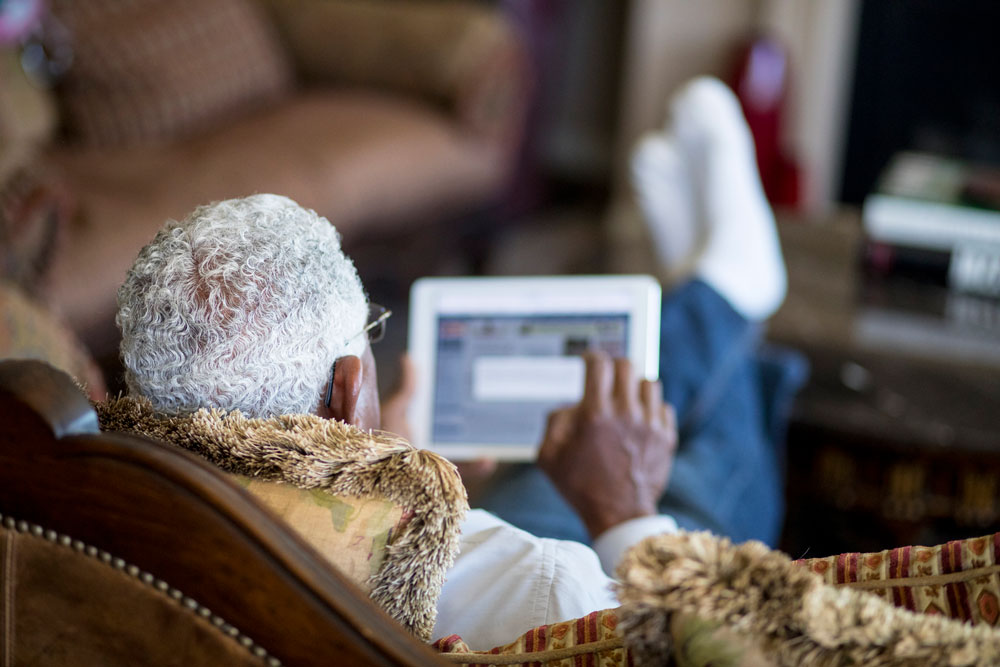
[537,352,677,539]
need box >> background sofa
[0,0,529,360]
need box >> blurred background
[2,0,999,557]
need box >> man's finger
[640,379,664,424]
[581,351,613,414]
[612,357,639,416]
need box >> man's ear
[320,355,363,424]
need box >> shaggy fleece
[96,395,468,641]
[616,531,1000,666]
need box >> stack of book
[862,151,1000,296]
[857,152,1000,363]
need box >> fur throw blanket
[616,531,1000,666]
[96,396,468,642]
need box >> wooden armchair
[0,359,445,666]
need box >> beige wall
[614,0,859,214]
[760,0,859,213]
[615,0,759,176]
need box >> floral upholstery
[798,533,1000,627]
[236,477,409,593]
[434,609,627,667]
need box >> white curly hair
[117,194,369,417]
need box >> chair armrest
[260,0,530,141]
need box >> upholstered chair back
[0,360,444,667]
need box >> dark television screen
[840,0,1000,204]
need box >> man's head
[117,194,379,425]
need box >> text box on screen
[472,355,585,402]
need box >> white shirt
[432,509,678,650]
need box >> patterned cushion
[434,609,628,667]
[0,281,104,398]
[798,533,1000,626]
[51,0,293,147]
[234,477,409,593]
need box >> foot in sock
[669,77,787,322]
[630,132,699,282]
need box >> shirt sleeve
[433,509,620,650]
[591,514,679,576]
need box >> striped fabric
[50,0,293,147]
[434,609,628,667]
[798,532,1000,626]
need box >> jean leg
[474,464,590,543]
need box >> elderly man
[115,77,796,649]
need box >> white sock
[669,77,787,321]
[629,132,700,281]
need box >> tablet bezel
[406,275,661,461]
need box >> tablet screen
[408,275,660,459]
[432,313,629,445]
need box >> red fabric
[729,36,802,209]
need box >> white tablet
[407,275,661,460]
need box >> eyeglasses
[324,302,391,408]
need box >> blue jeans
[474,280,806,547]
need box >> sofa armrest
[260,0,530,142]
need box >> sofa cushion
[263,0,529,142]
[51,0,293,147]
